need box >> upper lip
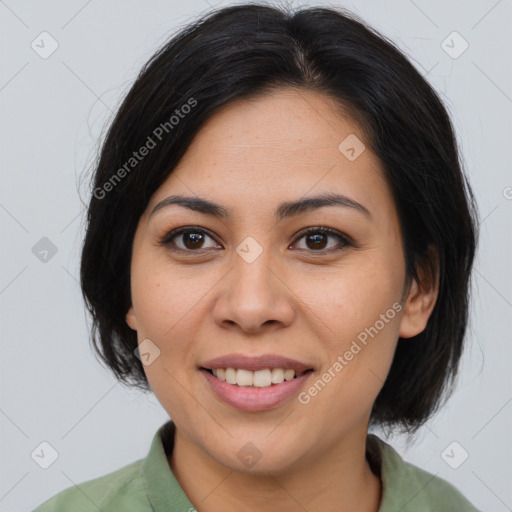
[201,353,314,372]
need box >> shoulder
[368,434,481,512]
[33,459,150,511]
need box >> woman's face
[126,88,431,473]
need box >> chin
[208,438,305,475]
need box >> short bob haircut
[80,2,478,434]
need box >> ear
[126,306,138,331]
[399,244,439,339]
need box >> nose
[212,248,296,334]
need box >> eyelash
[158,226,352,255]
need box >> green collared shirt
[34,420,480,512]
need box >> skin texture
[125,88,439,512]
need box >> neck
[168,424,382,512]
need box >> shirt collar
[142,420,196,511]
[142,420,393,511]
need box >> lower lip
[200,369,313,412]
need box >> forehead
[146,88,395,224]
[182,88,367,165]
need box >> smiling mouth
[202,367,314,388]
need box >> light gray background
[1,0,511,510]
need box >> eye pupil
[307,233,327,250]
[184,232,204,249]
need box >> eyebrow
[149,192,372,222]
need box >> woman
[34,3,480,511]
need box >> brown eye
[160,226,351,255]
[180,231,207,250]
[304,232,329,250]
[160,228,220,252]
[292,227,351,253]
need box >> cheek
[295,255,401,332]
[130,265,204,407]
[335,270,402,371]
[130,261,215,379]
[131,255,198,338]
[297,260,402,391]
[300,305,400,429]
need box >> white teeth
[284,369,295,381]
[211,367,305,387]
[236,369,253,387]
[271,368,285,383]
[225,368,237,385]
[253,369,272,387]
